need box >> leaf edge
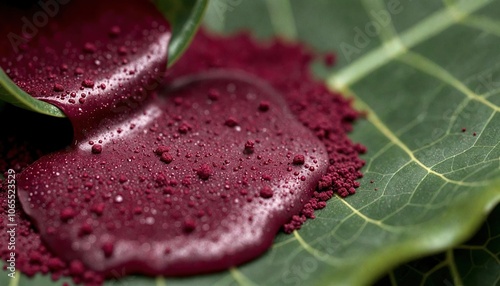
[0,68,65,118]
[315,181,500,286]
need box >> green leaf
[200,1,500,285]
[0,68,66,117]
[0,1,207,117]
[3,0,500,285]
[155,0,208,67]
[376,205,500,286]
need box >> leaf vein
[328,0,493,89]
[420,259,448,286]
[335,195,398,231]
[379,161,413,197]
[462,15,500,38]
[398,52,500,113]
[229,268,258,286]
[447,249,464,286]
[271,237,297,249]
[410,97,470,155]
[361,0,399,43]
[341,87,485,187]
[156,276,167,286]
[292,231,341,266]
[265,0,297,40]
[364,142,395,173]
[8,273,20,286]
[455,245,500,264]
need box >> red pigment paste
[0,1,365,285]
[0,0,170,135]
[17,71,330,276]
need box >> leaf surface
[376,205,499,286]
[3,0,500,285]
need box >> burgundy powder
[14,71,331,276]
[0,2,365,285]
